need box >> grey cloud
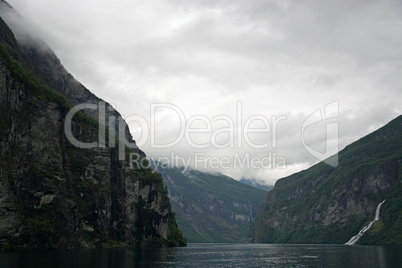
[5,0,402,184]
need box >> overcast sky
[5,0,402,185]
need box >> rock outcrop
[249,115,402,246]
[0,10,185,250]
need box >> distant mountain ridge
[239,178,274,192]
[155,166,267,242]
[250,115,402,246]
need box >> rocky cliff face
[157,166,267,242]
[0,0,139,153]
[250,115,402,246]
[0,13,185,250]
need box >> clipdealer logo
[63,101,339,170]
[302,100,339,167]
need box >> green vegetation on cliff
[250,115,402,246]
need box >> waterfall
[374,200,385,221]
[345,200,385,246]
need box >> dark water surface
[1,243,401,267]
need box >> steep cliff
[157,166,267,242]
[0,14,185,250]
[0,0,139,153]
[250,115,402,246]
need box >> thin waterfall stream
[345,200,386,245]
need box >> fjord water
[0,243,401,268]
